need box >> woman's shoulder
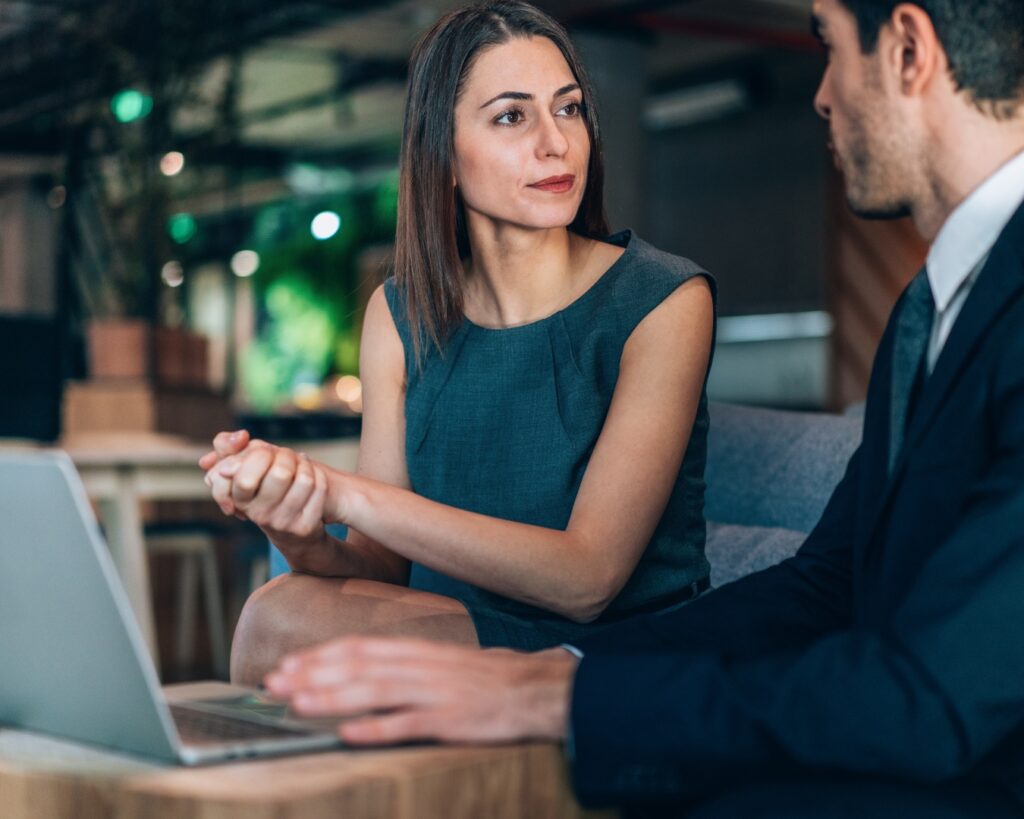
[577,231,715,337]
[379,276,420,350]
[380,276,402,322]
[610,231,713,292]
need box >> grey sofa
[269,402,864,589]
[704,402,862,588]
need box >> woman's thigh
[230,574,477,685]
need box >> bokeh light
[293,382,323,411]
[160,151,185,176]
[111,89,153,123]
[167,212,197,244]
[335,375,362,404]
[230,250,260,278]
[310,210,341,240]
[46,186,66,209]
[161,261,184,288]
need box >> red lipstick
[529,174,575,193]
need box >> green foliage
[240,181,397,410]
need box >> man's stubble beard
[838,85,914,221]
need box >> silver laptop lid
[0,451,179,762]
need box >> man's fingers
[268,654,451,697]
[338,710,436,745]
[283,636,474,671]
[288,679,434,718]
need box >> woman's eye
[495,107,524,126]
[558,101,582,117]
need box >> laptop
[0,450,344,765]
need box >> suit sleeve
[571,443,862,658]
[569,346,1024,807]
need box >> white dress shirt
[926,148,1024,373]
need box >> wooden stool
[146,525,228,679]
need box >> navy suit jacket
[569,202,1024,808]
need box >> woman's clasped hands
[199,430,337,564]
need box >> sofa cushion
[705,402,862,534]
[705,521,806,588]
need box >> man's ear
[888,3,945,97]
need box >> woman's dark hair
[394,0,609,362]
[839,0,1024,117]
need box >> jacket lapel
[898,241,1024,465]
[862,204,1024,542]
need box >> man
[262,0,1024,814]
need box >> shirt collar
[927,148,1024,313]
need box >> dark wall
[644,54,830,317]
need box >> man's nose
[813,70,832,120]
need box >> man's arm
[569,363,1024,806]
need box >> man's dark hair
[839,0,1024,114]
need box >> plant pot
[87,318,151,380]
[88,320,209,387]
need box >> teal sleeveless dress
[383,231,715,649]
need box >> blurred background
[0,0,926,679]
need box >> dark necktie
[889,267,934,474]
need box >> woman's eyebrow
[479,83,581,109]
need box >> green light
[167,212,197,244]
[111,90,153,123]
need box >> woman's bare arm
[321,276,714,621]
[211,276,712,620]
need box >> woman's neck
[463,222,594,329]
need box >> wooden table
[0,683,613,819]
[0,432,361,671]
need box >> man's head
[841,0,1024,117]
[812,0,1024,223]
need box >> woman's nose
[536,113,570,158]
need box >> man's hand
[264,637,579,745]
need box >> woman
[204,0,715,686]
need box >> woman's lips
[529,174,575,193]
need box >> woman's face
[452,36,590,235]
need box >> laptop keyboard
[170,704,310,744]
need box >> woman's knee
[230,573,478,684]
[231,572,338,684]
